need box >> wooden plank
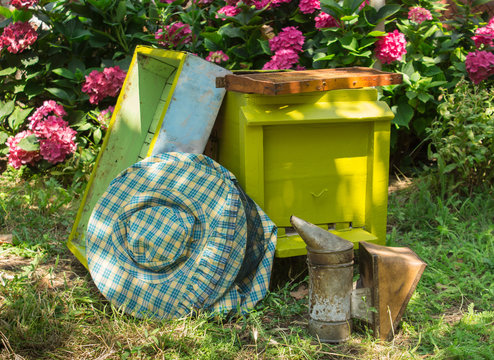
[216,67,402,95]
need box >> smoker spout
[290,215,353,252]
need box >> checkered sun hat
[86,152,277,319]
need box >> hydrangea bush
[0,0,155,181]
[0,0,492,179]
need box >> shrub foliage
[0,0,492,183]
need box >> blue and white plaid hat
[86,152,277,319]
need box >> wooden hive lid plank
[216,67,402,95]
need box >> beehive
[214,68,401,257]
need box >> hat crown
[122,196,198,272]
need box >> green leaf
[14,84,25,94]
[87,0,113,10]
[320,0,344,17]
[418,92,432,103]
[423,25,438,39]
[428,80,448,88]
[472,0,492,7]
[368,31,386,37]
[340,33,358,51]
[20,56,39,67]
[344,0,364,12]
[67,110,86,126]
[0,100,15,121]
[76,123,93,131]
[202,32,223,46]
[424,66,443,76]
[93,127,102,145]
[375,4,401,22]
[290,12,308,24]
[0,67,17,76]
[52,68,76,80]
[17,134,39,152]
[358,37,376,50]
[24,82,45,99]
[0,131,8,145]
[71,29,93,41]
[258,39,271,55]
[115,0,126,23]
[231,46,249,60]
[8,107,33,131]
[392,103,413,128]
[0,6,12,18]
[204,38,219,51]
[46,88,74,103]
[341,15,358,21]
[314,53,336,62]
[442,163,457,174]
[218,25,245,40]
[410,72,421,83]
[148,0,158,20]
[352,50,372,57]
[12,9,32,22]
[401,62,414,77]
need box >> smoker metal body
[291,215,427,342]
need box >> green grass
[0,171,493,359]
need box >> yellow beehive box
[214,68,401,257]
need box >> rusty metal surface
[351,287,373,323]
[216,67,403,95]
[358,241,427,340]
[292,215,355,343]
[308,319,352,344]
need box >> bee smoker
[290,215,426,342]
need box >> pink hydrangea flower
[206,50,229,64]
[28,100,67,130]
[299,0,320,14]
[155,22,192,49]
[159,0,174,3]
[82,66,126,105]
[6,130,41,169]
[97,106,114,130]
[359,0,369,9]
[315,12,340,29]
[465,50,494,84]
[254,0,271,9]
[374,30,407,64]
[263,49,299,70]
[269,26,305,53]
[9,0,37,9]
[216,5,241,19]
[359,0,369,10]
[27,101,78,164]
[39,125,77,164]
[254,0,291,9]
[408,7,433,24]
[472,20,494,48]
[271,0,292,6]
[0,22,37,54]
[31,115,69,139]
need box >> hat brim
[86,153,277,318]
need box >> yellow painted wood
[275,228,378,257]
[216,88,393,257]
